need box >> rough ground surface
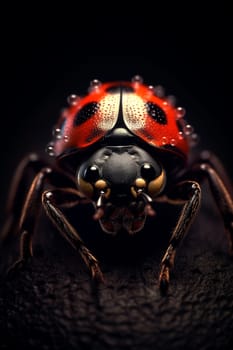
[0,185,233,350]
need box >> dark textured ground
[0,184,233,350]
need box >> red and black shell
[51,78,192,163]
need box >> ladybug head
[76,145,166,234]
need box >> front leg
[159,181,201,293]
[5,166,79,276]
[42,189,104,283]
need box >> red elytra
[53,80,189,158]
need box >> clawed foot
[159,265,170,295]
[80,246,105,284]
[90,262,105,284]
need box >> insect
[1,75,233,293]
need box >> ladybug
[1,75,233,293]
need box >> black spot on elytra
[146,102,167,125]
[73,102,99,126]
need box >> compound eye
[84,165,100,183]
[140,163,156,181]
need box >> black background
[0,4,230,224]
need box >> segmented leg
[4,162,79,275]
[159,181,201,293]
[197,150,233,197]
[185,150,233,253]
[1,153,49,241]
[193,162,233,253]
[42,189,104,282]
[6,167,52,274]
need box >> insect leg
[159,181,201,293]
[196,150,233,197]
[42,189,104,283]
[192,158,233,253]
[6,167,52,275]
[1,153,50,242]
